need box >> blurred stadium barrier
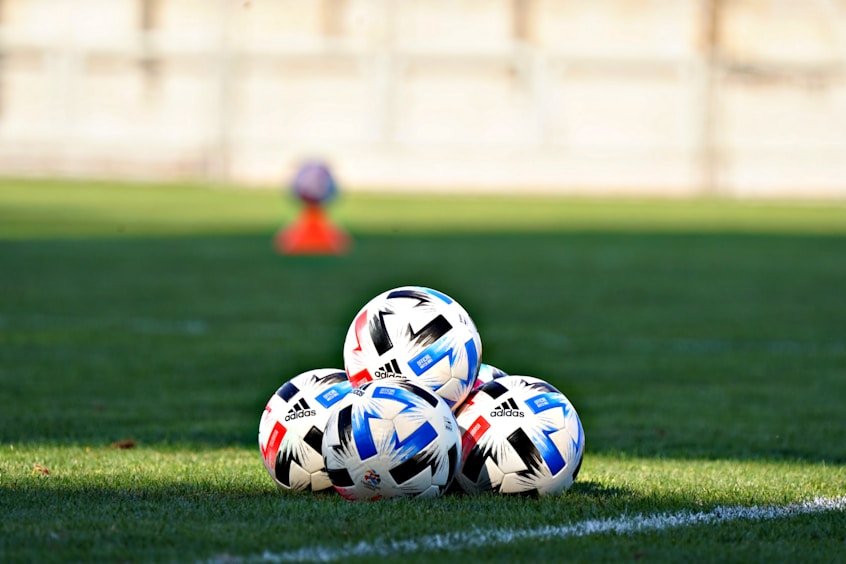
[0,0,845,198]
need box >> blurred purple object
[291,161,338,205]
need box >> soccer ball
[472,362,509,390]
[322,380,461,501]
[258,368,352,492]
[454,375,585,496]
[342,286,482,411]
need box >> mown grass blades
[1,178,844,562]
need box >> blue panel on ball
[315,381,352,409]
[534,426,567,475]
[526,392,571,416]
[464,338,479,384]
[372,385,439,462]
[422,287,453,304]
[354,385,437,461]
[526,393,573,475]
[409,337,477,380]
[372,384,422,409]
[573,418,585,453]
[352,406,380,460]
[393,420,438,463]
[408,336,454,377]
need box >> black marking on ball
[461,444,487,483]
[320,370,349,385]
[389,449,438,485]
[447,443,459,481]
[487,366,508,379]
[277,382,300,402]
[397,381,440,408]
[370,310,394,355]
[571,454,583,482]
[524,380,560,394]
[441,444,460,493]
[303,425,323,454]
[387,288,431,305]
[406,314,452,349]
[507,427,544,474]
[274,448,296,487]
[480,380,509,399]
[334,405,353,452]
[326,467,354,487]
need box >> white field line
[248,495,846,563]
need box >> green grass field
[1,177,845,563]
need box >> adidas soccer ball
[455,375,585,496]
[258,368,352,492]
[472,362,509,390]
[322,380,461,501]
[342,286,482,411]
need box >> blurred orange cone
[275,204,350,255]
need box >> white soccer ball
[322,380,461,501]
[454,375,585,496]
[258,368,352,492]
[471,362,509,391]
[342,286,482,411]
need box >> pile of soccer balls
[258,286,585,500]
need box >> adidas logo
[284,398,316,421]
[373,359,402,379]
[490,398,524,418]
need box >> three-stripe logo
[285,398,317,421]
[490,397,525,417]
[373,358,402,378]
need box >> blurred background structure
[0,0,845,198]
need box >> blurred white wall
[0,0,845,198]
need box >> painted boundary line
[249,495,846,563]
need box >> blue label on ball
[315,381,352,408]
[526,393,570,415]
